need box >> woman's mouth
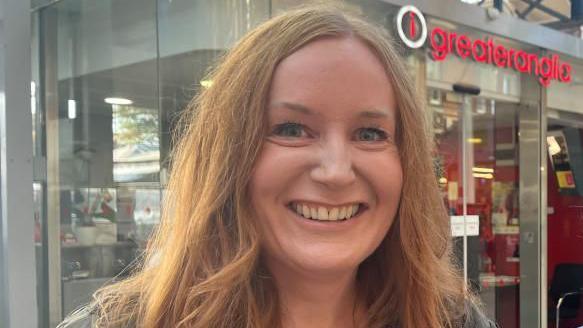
[287,202,367,222]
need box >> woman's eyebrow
[269,101,393,120]
[358,109,392,120]
[269,101,314,115]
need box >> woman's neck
[266,259,363,328]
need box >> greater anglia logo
[430,28,571,87]
[396,5,572,87]
[396,5,428,49]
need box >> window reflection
[112,104,160,183]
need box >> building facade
[1,0,583,327]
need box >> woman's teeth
[291,203,361,221]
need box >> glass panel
[546,110,583,328]
[157,0,270,171]
[429,89,466,292]
[430,89,463,217]
[38,0,160,321]
[467,96,521,328]
[430,89,521,327]
[38,0,273,323]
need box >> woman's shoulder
[57,303,137,328]
[463,299,498,328]
[56,305,95,328]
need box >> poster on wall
[547,130,577,190]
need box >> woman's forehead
[274,36,387,78]
[267,37,396,119]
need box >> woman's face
[250,37,403,275]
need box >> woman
[60,5,495,328]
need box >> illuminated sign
[396,5,427,49]
[396,5,572,87]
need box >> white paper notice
[450,215,480,237]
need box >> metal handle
[556,291,582,328]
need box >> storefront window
[35,0,271,326]
[422,21,545,327]
[430,89,522,326]
[546,58,583,328]
[37,0,159,325]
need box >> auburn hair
[82,5,469,328]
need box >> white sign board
[450,215,480,237]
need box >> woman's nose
[310,137,356,188]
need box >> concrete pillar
[0,0,38,327]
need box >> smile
[288,202,367,222]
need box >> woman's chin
[275,250,364,277]
[298,262,359,277]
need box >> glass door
[430,89,524,327]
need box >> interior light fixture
[473,167,494,173]
[30,81,36,115]
[467,138,483,144]
[68,99,77,119]
[104,97,133,105]
[200,80,213,88]
[473,173,494,179]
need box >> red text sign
[430,27,571,87]
[396,6,572,87]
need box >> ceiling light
[473,167,494,173]
[473,173,494,179]
[468,138,483,144]
[104,97,133,105]
[200,80,213,88]
[68,99,77,119]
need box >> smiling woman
[59,4,494,328]
[250,37,404,315]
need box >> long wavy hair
[80,5,468,328]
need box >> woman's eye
[355,127,388,142]
[271,122,307,138]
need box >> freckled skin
[249,37,403,277]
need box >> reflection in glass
[37,0,274,324]
[112,104,160,183]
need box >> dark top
[57,300,497,328]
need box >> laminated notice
[450,215,479,237]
